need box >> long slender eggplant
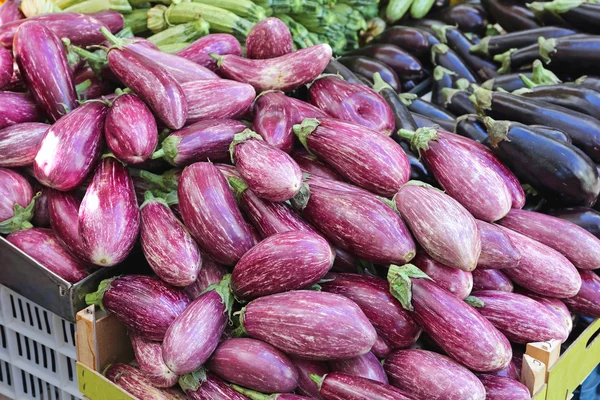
[177,34,243,71]
[0,47,13,90]
[431,44,478,83]
[471,27,576,57]
[575,75,600,92]
[431,66,457,107]
[454,114,490,145]
[338,56,402,92]
[253,91,296,153]
[406,97,455,121]
[412,253,474,299]
[291,150,342,180]
[349,44,424,80]
[130,333,178,388]
[47,190,88,262]
[529,125,571,143]
[0,92,41,130]
[411,112,456,132]
[548,207,600,239]
[480,0,539,32]
[516,289,573,334]
[105,364,186,400]
[517,84,600,117]
[323,59,363,85]
[0,0,22,26]
[0,123,48,167]
[441,88,477,116]
[472,269,513,292]
[374,27,430,57]
[477,375,531,400]
[246,17,293,59]
[291,357,328,399]
[476,220,521,270]
[528,0,600,34]
[532,37,600,76]
[311,373,412,400]
[327,353,387,384]
[431,4,488,35]
[481,73,531,92]
[562,270,600,318]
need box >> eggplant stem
[530,59,561,86]
[433,66,456,82]
[465,295,485,308]
[387,264,431,311]
[227,176,249,199]
[469,36,490,57]
[538,37,557,64]
[0,192,40,234]
[372,72,392,93]
[483,117,511,148]
[493,48,516,74]
[100,26,127,50]
[293,118,320,153]
[151,148,165,160]
[229,129,263,164]
[309,374,325,389]
[231,385,275,400]
[441,88,460,107]
[290,183,311,211]
[84,277,120,310]
[179,367,207,392]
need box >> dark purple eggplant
[562,270,600,318]
[291,357,328,399]
[470,27,577,57]
[406,96,455,121]
[338,56,401,92]
[245,17,293,59]
[482,73,531,92]
[472,269,513,292]
[548,207,600,239]
[441,88,477,116]
[312,373,412,400]
[431,4,488,35]
[412,253,474,299]
[455,114,490,145]
[348,44,424,81]
[517,84,600,118]
[575,75,600,92]
[374,27,430,57]
[176,34,243,71]
[0,123,49,167]
[431,44,478,83]
[130,333,178,388]
[477,375,531,400]
[529,125,571,143]
[105,364,186,400]
[532,37,600,76]
[411,112,456,132]
[0,0,22,26]
[432,66,458,107]
[480,0,539,32]
[0,92,41,130]
[327,352,387,384]
[323,59,363,85]
[528,0,600,34]
[476,220,521,270]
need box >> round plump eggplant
[253,91,296,153]
[0,167,35,234]
[246,17,293,59]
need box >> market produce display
[1,0,600,399]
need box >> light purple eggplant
[0,0,22,26]
[0,47,12,89]
[105,94,158,164]
[499,208,600,270]
[398,128,512,221]
[470,290,569,344]
[320,273,421,351]
[14,22,77,121]
[207,338,298,393]
[498,226,582,298]
[384,349,486,400]
[413,253,473,299]
[309,76,394,135]
[291,357,328,399]
[240,290,377,360]
[181,371,249,400]
[291,150,342,181]
[395,181,481,271]
[79,157,140,267]
[86,275,190,341]
[213,44,332,92]
[47,190,88,262]
[294,118,410,197]
[178,162,255,266]
[477,375,531,400]
[327,352,387,384]
[387,264,512,372]
[32,185,49,227]
[371,336,392,358]
[153,119,247,167]
[184,258,227,299]
[0,167,35,234]
[563,270,600,318]
[0,92,41,130]
[288,96,329,121]
[0,123,49,167]
[304,174,371,196]
[34,102,107,191]
[92,10,124,33]
[253,91,296,153]
[105,364,186,400]
[232,130,303,202]
[130,333,178,388]
[293,183,416,265]
[312,373,412,400]
[177,34,243,71]
[476,220,521,269]
[245,18,293,59]
[162,277,230,375]
[472,269,513,292]
[182,79,255,125]
[516,289,573,334]
[6,228,89,283]
[140,193,201,287]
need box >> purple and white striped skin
[232,231,334,300]
[371,336,392,358]
[295,184,416,265]
[475,220,521,270]
[320,273,421,351]
[86,275,190,341]
[399,128,512,222]
[162,283,229,375]
[563,270,600,318]
[0,167,34,233]
[213,44,332,92]
[497,226,582,298]
[291,150,342,181]
[294,118,410,197]
[13,23,77,121]
[183,372,249,400]
[47,190,89,262]
[105,94,158,164]
[130,333,178,388]
[34,102,107,192]
[207,338,298,393]
[472,269,513,292]
[314,373,413,400]
[413,253,473,299]
[305,174,371,196]
[92,11,124,33]
[471,290,569,344]
[140,194,201,287]
[182,79,255,125]
[0,92,41,130]
[477,375,531,400]
[387,264,512,372]
[291,357,328,399]
[79,158,140,267]
[308,76,394,136]
[499,208,600,270]
[233,389,309,400]
[178,162,255,266]
[288,97,329,121]
[253,91,296,153]
[516,289,573,334]
[32,185,49,227]
[232,130,303,202]
[0,123,49,167]
[74,66,113,101]
[245,18,293,60]
[489,362,520,381]
[6,228,89,283]
[177,34,243,72]
[383,349,487,400]
[395,182,481,271]
[240,290,377,360]
[0,47,13,89]
[105,364,186,400]
[0,0,23,26]
[327,352,387,384]
[184,258,226,299]
[154,119,247,167]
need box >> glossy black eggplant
[547,207,600,239]
[576,76,600,92]
[355,74,375,88]
[441,88,478,116]
[480,0,540,32]
[411,112,456,132]
[470,27,577,57]
[323,59,363,85]
[535,37,600,76]
[516,84,600,118]
[406,96,455,121]
[529,125,571,143]
[528,0,600,34]
[455,114,491,145]
[431,44,478,83]
[374,27,430,57]
[404,18,444,31]
[432,66,457,106]
[493,42,540,74]
[338,56,401,92]
[481,73,532,92]
[348,44,424,80]
[373,73,418,132]
[431,4,488,35]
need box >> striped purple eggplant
[291,357,328,399]
[177,34,242,71]
[563,270,600,318]
[477,375,531,400]
[182,79,255,125]
[371,336,392,359]
[320,273,421,351]
[291,150,342,181]
[384,349,486,400]
[309,76,394,136]
[239,290,377,360]
[232,231,334,300]
[0,47,12,89]
[0,0,22,26]
[162,276,230,375]
[79,157,140,267]
[387,264,512,372]
[34,102,107,192]
[181,372,249,400]
[232,387,308,400]
[517,289,573,334]
[288,96,329,121]
[14,22,77,121]
[178,162,255,266]
[499,209,600,270]
[399,128,512,222]
[7,228,88,283]
[312,373,412,400]
[207,338,298,393]
[47,190,88,262]
[130,333,178,388]
[327,352,387,384]
[253,91,296,153]
[231,130,303,202]
[476,220,521,269]
[0,123,49,167]
[472,269,513,292]
[246,18,293,59]
[395,181,481,271]
[32,185,49,227]
[490,362,521,381]
[92,11,124,33]
[86,275,190,341]
[413,253,473,299]
[105,364,186,400]
[304,170,372,196]
[294,118,410,197]
[105,94,158,164]
[498,226,582,298]
[0,92,41,130]
[293,183,416,265]
[184,258,226,300]
[0,168,35,234]
[213,44,332,92]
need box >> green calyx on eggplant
[386,264,432,311]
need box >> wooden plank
[526,339,561,378]
[77,362,137,400]
[76,305,98,370]
[522,354,547,396]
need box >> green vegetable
[123,9,150,34]
[63,0,132,13]
[410,0,436,19]
[188,0,266,22]
[147,20,210,46]
[386,0,414,22]
[165,2,254,39]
